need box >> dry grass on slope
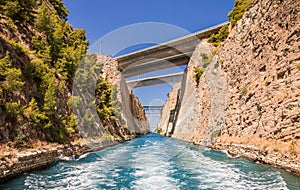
[216,135,300,160]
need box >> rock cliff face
[0,1,149,146]
[71,54,149,145]
[158,0,300,174]
[220,0,300,142]
[158,41,226,144]
[0,53,150,183]
[215,0,300,173]
[156,83,180,135]
[0,0,149,183]
[98,54,150,135]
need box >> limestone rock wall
[168,42,211,142]
[0,143,94,183]
[158,0,300,173]
[164,41,226,144]
[213,142,300,175]
[0,55,150,184]
[99,55,150,134]
[213,0,300,171]
[0,0,149,183]
[156,83,180,135]
[220,0,300,142]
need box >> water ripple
[1,133,299,189]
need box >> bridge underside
[127,72,183,88]
[116,22,228,81]
[122,52,191,78]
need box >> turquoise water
[1,133,300,189]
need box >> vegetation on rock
[0,0,37,24]
[0,0,89,145]
[200,52,211,66]
[155,128,162,134]
[208,24,229,47]
[0,0,134,146]
[0,52,24,94]
[208,0,254,47]
[96,78,122,122]
[193,66,205,86]
[240,86,248,96]
[228,0,254,27]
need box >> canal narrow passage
[2,133,300,189]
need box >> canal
[1,133,300,189]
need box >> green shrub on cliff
[74,54,121,125]
[240,86,248,96]
[5,102,22,116]
[0,0,37,23]
[0,52,24,93]
[43,76,57,115]
[96,77,115,121]
[207,0,253,47]
[208,24,229,47]
[49,0,69,20]
[193,66,205,86]
[111,85,123,121]
[219,58,224,64]
[31,36,52,64]
[0,0,90,144]
[35,2,54,37]
[23,98,48,128]
[7,40,30,54]
[296,64,300,71]
[95,76,125,129]
[210,130,221,142]
[156,128,162,134]
[55,29,89,79]
[61,114,78,135]
[102,133,114,141]
[200,52,211,66]
[289,141,297,155]
[35,2,88,80]
[67,96,83,109]
[228,0,254,27]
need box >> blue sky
[63,0,234,124]
[63,0,234,46]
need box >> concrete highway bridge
[143,105,164,111]
[115,22,228,88]
[126,72,184,89]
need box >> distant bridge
[116,22,228,84]
[143,105,164,111]
[127,72,184,88]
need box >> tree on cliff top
[49,0,69,20]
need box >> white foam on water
[18,135,293,190]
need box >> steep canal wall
[0,0,149,183]
[0,54,150,183]
[158,0,300,175]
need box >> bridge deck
[127,72,184,88]
[116,22,229,79]
[143,105,164,111]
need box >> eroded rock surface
[158,0,300,174]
